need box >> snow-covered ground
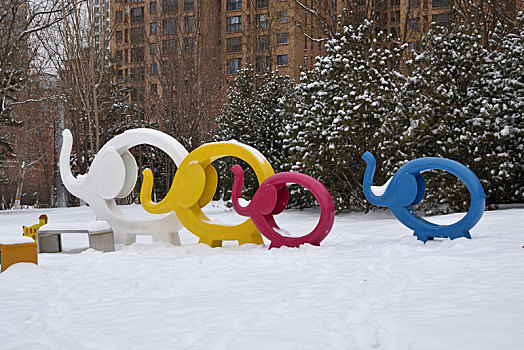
[0,203,523,349]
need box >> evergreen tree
[382,20,524,213]
[466,18,524,206]
[0,46,24,184]
[283,21,402,211]
[214,67,293,200]
[380,24,489,213]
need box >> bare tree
[0,0,74,208]
[454,0,522,46]
[40,0,114,158]
[139,0,225,151]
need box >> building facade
[110,0,522,109]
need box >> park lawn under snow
[0,202,523,349]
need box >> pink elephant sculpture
[231,165,335,249]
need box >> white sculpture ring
[60,129,189,246]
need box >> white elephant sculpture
[59,128,188,246]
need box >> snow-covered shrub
[282,21,403,211]
[214,68,293,200]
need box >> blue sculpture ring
[362,152,485,242]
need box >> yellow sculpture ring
[140,141,275,247]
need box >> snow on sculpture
[140,141,275,247]
[230,165,335,249]
[361,151,485,242]
[60,129,189,246]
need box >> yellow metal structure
[0,242,38,272]
[141,142,275,247]
[23,214,48,242]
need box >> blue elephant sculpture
[362,152,485,242]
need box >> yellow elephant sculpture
[140,141,275,247]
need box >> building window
[131,27,145,43]
[162,38,176,55]
[130,47,145,62]
[162,0,177,13]
[391,10,400,23]
[124,49,128,62]
[432,13,451,25]
[184,0,194,10]
[116,10,123,22]
[150,63,158,74]
[408,42,420,52]
[130,7,144,22]
[117,69,123,78]
[257,34,269,51]
[277,54,287,66]
[116,30,123,42]
[163,18,176,34]
[150,2,157,13]
[131,66,145,81]
[277,32,288,45]
[432,0,449,7]
[258,14,269,29]
[131,0,144,3]
[150,43,157,55]
[151,83,157,94]
[131,87,144,101]
[227,58,242,74]
[390,0,400,6]
[408,17,420,31]
[226,0,241,11]
[183,37,194,52]
[226,37,242,53]
[124,29,129,42]
[115,50,123,61]
[256,56,270,72]
[226,16,242,32]
[150,22,157,34]
[390,27,399,38]
[279,11,288,23]
[410,0,420,6]
[184,16,194,32]
[257,0,268,8]
[332,0,337,10]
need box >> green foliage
[282,21,403,211]
[381,22,524,213]
[213,18,523,215]
[214,67,293,201]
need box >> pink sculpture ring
[231,165,335,249]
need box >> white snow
[0,203,523,349]
[0,235,35,245]
[370,177,392,196]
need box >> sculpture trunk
[59,130,83,195]
[230,165,251,216]
[361,151,386,206]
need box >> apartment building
[111,0,216,104]
[110,0,521,107]
[221,0,332,81]
[389,0,454,52]
[110,0,335,104]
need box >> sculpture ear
[95,150,126,200]
[272,186,289,215]
[412,173,426,205]
[397,172,418,207]
[198,164,218,208]
[116,150,138,198]
[258,183,278,216]
[174,162,206,209]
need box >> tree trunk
[14,163,26,209]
